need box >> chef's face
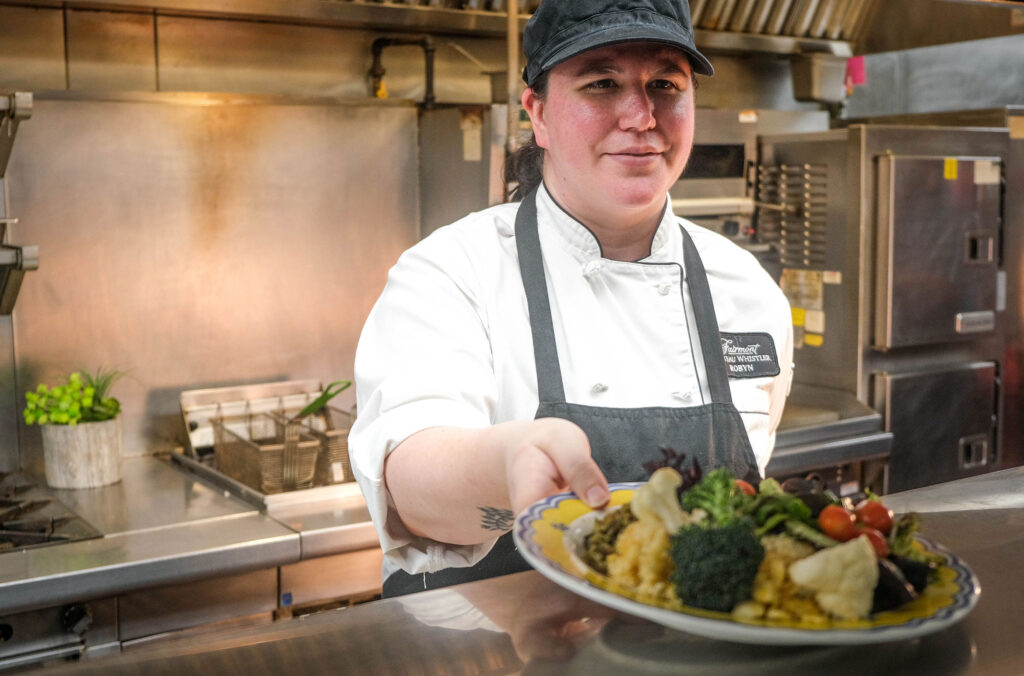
[523,42,695,227]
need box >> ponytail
[505,137,545,201]
[504,71,550,202]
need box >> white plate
[512,483,981,646]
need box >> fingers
[506,447,561,514]
[556,449,610,510]
[505,418,610,512]
[538,418,610,509]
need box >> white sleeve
[764,305,795,469]
[348,230,501,576]
[746,265,794,476]
[396,590,503,632]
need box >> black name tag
[720,332,780,378]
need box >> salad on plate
[514,453,980,644]
[556,453,964,630]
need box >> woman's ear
[521,88,548,149]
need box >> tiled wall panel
[67,9,157,90]
[0,6,65,90]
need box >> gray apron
[382,187,759,597]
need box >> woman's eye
[649,79,679,91]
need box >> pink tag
[845,56,866,93]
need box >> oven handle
[0,642,84,671]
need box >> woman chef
[350,0,794,597]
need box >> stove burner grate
[0,472,102,553]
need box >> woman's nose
[618,87,656,131]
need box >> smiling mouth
[607,151,664,165]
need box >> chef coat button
[658,281,672,295]
[591,383,608,394]
[582,261,603,277]
[672,391,693,402]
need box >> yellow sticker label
[1010,116,1024,140]
[805,309,825,334]
[805,333,824,347]
[944,158,958,180]
[792,307,806,327]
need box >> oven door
[874,154,1001,350]
[0,600,117,671]
[874,361,999,493]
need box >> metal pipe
[368,35,436,110]
[506,1,519,154]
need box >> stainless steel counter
[0,455,377,615]
[39,466,1024,675]
[47,455,253,534]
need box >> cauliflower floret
[787,536,879,620]
[606,519,677,602]
[631,467,705,534]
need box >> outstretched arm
[385,417,610,546]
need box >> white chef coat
[349,183,794,581]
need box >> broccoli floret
[680,467,747,525]
[670,522,765,612]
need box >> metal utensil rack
[212,413,321,494]
[175,380,358,509]
[0,92,39,314]
[266,407,355,487]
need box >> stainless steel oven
[669,108,830,258]
[758,124,1011,493]
[0,472,117,671]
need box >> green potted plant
[23,368,124,489]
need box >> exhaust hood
[0,0,870,56]
[1,0,1018,57]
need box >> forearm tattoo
[478,506,514,532]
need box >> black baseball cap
[522,0,714,87]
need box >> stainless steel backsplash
[2,94,419,474]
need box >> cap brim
[530,24,714,84]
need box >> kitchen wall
[5,3,1021,474]
[6,94,420,476]
[0,5,830,472]
[845,32,1024,119]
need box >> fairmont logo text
[719,332,780,379]
[721,338,762,356]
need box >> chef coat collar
[535,182,676,263]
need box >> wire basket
[212,412,320,494]
[267,406,355,485]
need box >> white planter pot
[40,417,123,489]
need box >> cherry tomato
[734,479,756,496]
[857,526,890,558]
[818,505,858,542]
[854,500,894,535]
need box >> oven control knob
[62,604,93,636]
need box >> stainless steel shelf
[1,0,523,35]
[0,0,854,55]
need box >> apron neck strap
[515,187,734,406]
[515,187,566,403]
[680,226,733,404]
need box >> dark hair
[505,71,549,201]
